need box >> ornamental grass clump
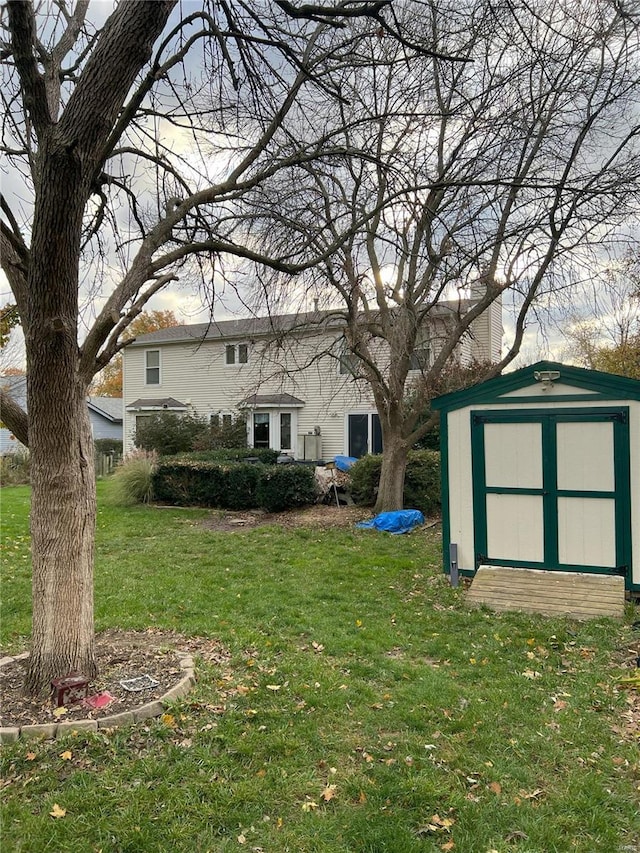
[105,449,158,506]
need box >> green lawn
[1,484,639,852]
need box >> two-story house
[122,300,502,460]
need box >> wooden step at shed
[467,566,625,620]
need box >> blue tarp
[356,509,425,534]
[334,455,358,472]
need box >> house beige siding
[123,300,502,462]
[123,330,377,459]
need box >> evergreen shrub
[94,438,123,455]
[152,459,317,511]
[349,450,441,516]
[171,448,278,465]
[134,412,208,456]
[255,464,318,513]
[152,460,260,509]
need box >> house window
[339,349,359,376]
[145,350,160,385]
[280,413,292,450]
[409,346,430,371]
[210,412,234,428]
[348,413,382,458]
[225,343,249,365]
[135,414,153,431]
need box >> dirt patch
[0,630,230,729]
[201,504,375,532]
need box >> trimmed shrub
[152,459,317,512]
[105,450,158,506]
[403,450,441,515]
[153,460,260,509]
[255,464,318,513]
[171,448,278,465]
[349,454,383,507]
[349,450,441,516]
[94,438,123,455]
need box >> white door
[472,409,629,578]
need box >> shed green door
[471,408,630,578]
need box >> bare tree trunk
[26,392,97,695]
[374,433,408,513]
[24,139,97,695]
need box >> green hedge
[349,450,441,516]
[255,465,318,513]
[169,448,278,465]
[152,459,316,511]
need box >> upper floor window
[409,345,430,371]
[145,350,160,385]
[338,348,359,376]
[225,343,249,365]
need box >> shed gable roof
[432,361,640,412]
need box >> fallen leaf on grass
[59,750,72,761]
[321,784,337,802]
[49,803,66,819]
[488,781,502,795]
[52,707,67,718]
[301,800,318,812]
[441,842,455,851]
[26,752,36,761]
[522,669,542,680]
[417,813,456,835]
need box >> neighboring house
[87,397,123,443]
[122,301,502,459]
[0,375,123,451]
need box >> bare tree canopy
[237,0,640,509]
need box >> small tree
[134,412,208,457]
[192,414,248,450]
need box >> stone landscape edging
[0,651,196,743]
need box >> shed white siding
[437,363,640,593]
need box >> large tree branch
[0,388,28,446]
[6,1,51,136]
[57,1,176,173]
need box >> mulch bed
[0,630,229,729]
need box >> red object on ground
[51,675,90,707]
[82,691,115,710]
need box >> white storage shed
[432,362,640,603]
